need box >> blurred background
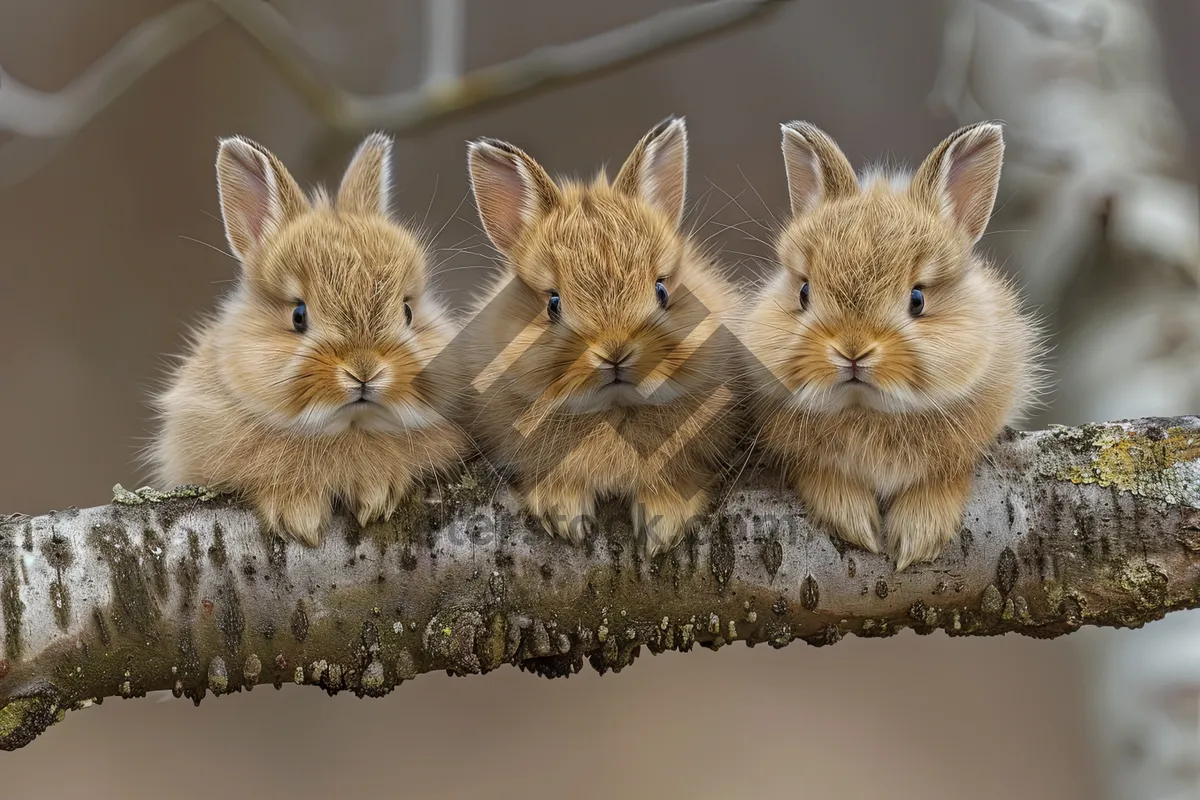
[2,0,1198,797]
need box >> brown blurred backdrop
[4,1,1200,796]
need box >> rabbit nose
[832,344,876,363]
[342,362,384,392]
[831,344,876,379]
[596,343,636,384]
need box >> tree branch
[1,416,1198,750]
[420,0,463,90]
[976,0,1106,42]
[0,0,789,186]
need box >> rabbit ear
[337,132,393,216]
[911,121,1005,243]
[780,121,859,216]
[215,136,308,261]
[467,138,561,256]
[613,116,688,227]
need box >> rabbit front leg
[252,484,332,547]
[885,471,972,572]
[521,478,597,545]
[633,482,709,559]
[794,466,882,555]
[350,469,416,529]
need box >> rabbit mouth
[597,381,640,400]
[840,376,877,392]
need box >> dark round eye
[547,291,561,322]
[655,280,669,309]
[799,281,810,311]
[909,286,925,317]
[404,301,413,326]
[292,302,308,333]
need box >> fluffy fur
[741,120,1045,571]
[149,133,468,546]
[461,117,744,557]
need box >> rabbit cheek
[781,334,843,409]
[859,336,919,405]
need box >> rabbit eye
[547,291,561,322]
[655,280,669,309]
[799,282,810,311]
[909,286,925,317]
[404,300,413,326]
[292,302,308,333]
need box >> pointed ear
[780,121,859,216]
[337,131,393,216]
[911,121,1005,243]
[215,136,308,261]
[467,137,561,256]
[613,116,688,226]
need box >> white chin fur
[789,382,941,414]
[563,380,681,414]
[289,401,440,435]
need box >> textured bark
[1,416,1199,751]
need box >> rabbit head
[211,133,455,435]
[465,117,732,416]
[748,120,1023,416]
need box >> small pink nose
[833,345,875,364]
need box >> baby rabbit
[742,120,1043,571]
[150,133,468,546]
[462,117,743,557]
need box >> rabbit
[148,132,469,546]
[460,116,744,558]
[740,120,1045,571]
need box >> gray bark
[2,416,1198,751]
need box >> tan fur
[149,133,468,545]
[462,118,744,557]
[741,121,1045,571]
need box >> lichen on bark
[1,415,1198,751]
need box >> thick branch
[1,416,1198,750]
[0,0,788,185]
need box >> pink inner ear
[229,148,274,243]
[472,149,534,253]
[944,134,998,223]
[946,145,979,209]
[490,154,530,213]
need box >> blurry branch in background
[0,0,790,187]
[1,416,1199,752]
[976,0,1106,41]
[420,0,463,90]
[929,0,1200,316]
[0,3,225,186]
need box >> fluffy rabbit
[741,120,1044,571]
[461,117,743,557]
[149,133,468,545]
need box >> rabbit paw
[634,486,708,559]
[885,474,972,572]
[255,490,330,547]
[795,471,881,555]
[351,475,416,529]
[523,483,596,545]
